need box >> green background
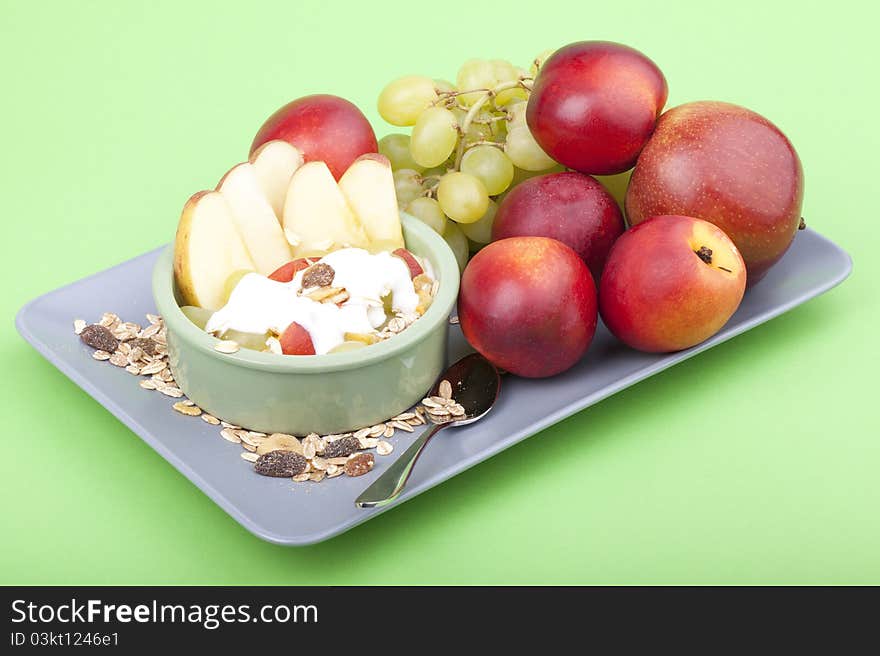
[2,0,877,584]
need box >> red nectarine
[492,171,624,281]
[250,94,378,180]
[458,237,597,377]
[599,215,746,352]
[527,41,667,175]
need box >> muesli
[74,312,463,486]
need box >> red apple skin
[625,101,804,284]
[458,237,597,378]
[527,41,667,175]
[392,248,424,278]
[599,215,747,353]
[279,322,315,355]
[250,94,378,180]
[492,171,625,282]
[268,258,313,282]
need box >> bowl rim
[153,212,460,373]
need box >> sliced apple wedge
[249,140,304,220]
[282,161,369,257]
[216,162,292,275]
[174,191,256,310]
[338,154,404,252]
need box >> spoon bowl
[355,352,500,508]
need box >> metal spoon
[355,353,501,508]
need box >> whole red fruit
[492,171,624,281]
[599,215,747,353]
[458,237,597,378]
[625,101,804,284]
[527,41,667,175]
[250,94,378,180]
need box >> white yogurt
[205,248,421,354]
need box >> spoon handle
[355,423,444,508]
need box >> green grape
[530,49,557,77]
[222,269,253,305]
[377,75,438,127]
[378,134,425,172]
[433,79,456,94]
[468,237,485,254]
[393,169,425,205]
[405,196,448,234]
[459,199,498,244]
[505,126,557,171]
[420,165,449,179]
[437,172,490,224]
[410,107,459,168]
[442,221,470,273]
[329,341,367,354]
[220,329,270,351]
[461,146,514,195]
[180,305,213,330]
[456,59,496,105]
[506,100,528,130]
[494,86,528,108]
[490,59,519,85]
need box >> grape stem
[470,114,509,125]
[464,139,504,151]
[453,80,529,169]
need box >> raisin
[129,337,157,355]
[323,436,361,459]
[302,263,335,288]
[80,324,119,352]
[254,451,308,477]
[344,452,375,477]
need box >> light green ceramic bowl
[152,213,460,435]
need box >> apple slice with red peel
[393,248,423,278]
[280,321,316,355]
[249,140,304,221]
[174,191,256,310]
[268,258,314,282]
[282,161,369,257]
[217,162,293,275]
[338,154,405,252]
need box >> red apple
[279,321,315,355]
[625,101,804,284]
[527,41,667,175]
[599,215,746,353]
[250,94,378,180]
[392,248,423,278]
[492,171,625,281]
[268,258,313,282]
[458,237,597,377]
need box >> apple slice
[268,257,314,283]
[280,322,315,355]
[217,162,293,275]
[282,161,369,257]
[249,140,304,220]
[338,154,405,252]
[174,191,256,310]
[393,248,424,278]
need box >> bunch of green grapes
[376,53,559,271]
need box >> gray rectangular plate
[16,229,851,545]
